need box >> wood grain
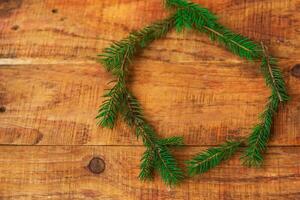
[0,0,299,63]
[0,146,300,200]
[0,61,299,145]
[0,0,300,199]
[0,0,299,146]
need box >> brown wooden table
[0,0,300,199]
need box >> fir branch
[202,24,262,60]
[122,91,184,185]
[242,43,289,167]
[187,140,241,176]
[260,42,289,102]
[97,16,175,128]
[139,149,155,181]
[98,16,175,76]
[172,1,218,31]
[97,17,184,186]
[158,136,184,147]
[155,145,185,186]
[96,80,125,128]
[166,0,262,60]
[241,95,279,167]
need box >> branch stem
[204,26,254,54]
[260,42,283,102]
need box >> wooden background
[0,0,300,199]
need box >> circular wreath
[96,0,289,186]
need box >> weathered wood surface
[1,146,300,200]
[1,61,299,146]
[0,0,300,199]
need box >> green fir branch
[98,16,175,76]
[158,136,185,147]
[260,42,289,102]
[171,1,218,31]
[97,16,175,128]
[241,95,279,167]
[96,80,125,128]
[97,17,184,186]
[155,145,184,186]
[242,43,289,167]
[122,91,184,185]
[201,24,262,60]
[139,149,155,181]
[187,140,241,176]
[166,0,262,60]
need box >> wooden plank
[0,146,299,199]
[1,0,299,146]
[0,61,299,145]
[0,0,299,63]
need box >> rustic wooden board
[0,146,300,200]
[0,0,299,145]
[1,0,300,199]
[0,0,299,63]
[0,61,299,145]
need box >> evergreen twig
[165,0,262,60]
[259,43,289,102]
[241,43,289,167]
[97,16,184,186]
[122,91,184,185]
[97,16,175,128]
[187,140,241,176]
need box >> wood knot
[11,25,19,31]
[0,106,6,113]
[88,157,105,174]
[291,64,300,78]
[52,8,58,14]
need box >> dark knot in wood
[291,64,300,78]
[11,25,19,31]
[88,157,105,174]
[0,106,6,113]
[52,8,58,14]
